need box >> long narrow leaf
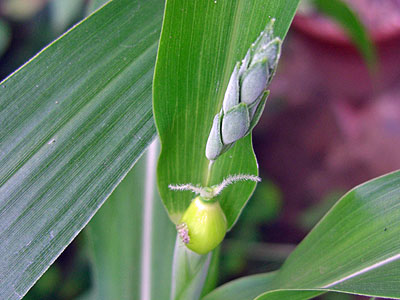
[268,170,400,297]
[0,0,164,298]
[86,141,176,299]
[203,273,276,300]
[313,0,377,71]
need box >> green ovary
[180,196,227,255]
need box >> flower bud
[240,60,268,105]
[252,38,281,77]
[222,63,240,113]
[205,113,224,161]
[178,197,227,255]
[221,103,250,144]
[205,19,281,162]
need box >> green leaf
[153,0,300,228]
[204,272,323,300]
[313,0,377,71]
[204,170,400,300]
[0,0,164,298]
[86,0,110,15]
[86,141,176,300]
[268,170,400,297]
[203,273,276,300]
[257,290,323,300]
[201,246,221,297]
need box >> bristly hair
[169,174,260,199]
[212,174,261,196]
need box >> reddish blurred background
[250,4,400,299]
[254,0,400,237]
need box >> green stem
[170,236,212,300]
[205,160,214,187]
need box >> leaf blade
[0,0,164,298]
[270,170,400,292]
[203,273,276,300]
[313,0,377,71]
[86,141,176,300]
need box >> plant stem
[170,236,212,300]
[205,160,214,187]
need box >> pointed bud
[249,91,268,130]
[221,103,250,144]
[223,63,240,113]
[240,60,268,105]
[252,38,281,72]
[239,50,251,77]
[205,19,281,162]
[205,113,224,161]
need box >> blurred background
[1,0,399,299]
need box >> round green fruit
[178,196,228,255]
